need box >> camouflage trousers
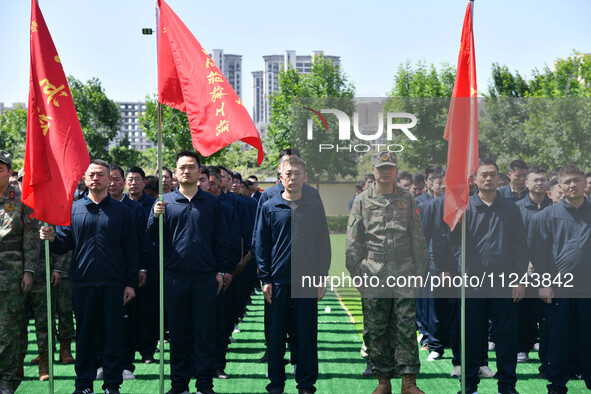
[21,279,49,356]
[362,296,420,378]
[54,277,74,341]
[0,289,24,391]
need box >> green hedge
[326,215,349,234]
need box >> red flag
[443,1,478,231]
[22,0,90,226]
[157,0,264,165]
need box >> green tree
[385,61,456,172]
[0,105,28,168]
[68,76,122,160]
[268,56,357,184]
[482,52,591,170]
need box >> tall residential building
[210,49,242,99]
[251,50,341,136]
[115,101,155,151]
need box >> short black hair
[232,171,243,181]
[585,171,591,179]
[209,166,222,178]
[162,166,173,178]
[548,178,561,191]
[478,158,499,173]
[109,164,124,178]
[411,173,425,185]
[200,166,210,178]
[144,175,158,193]
[355,181,364,192]
[364,173,375,183]
[397,171,412,183]
[89,159,110,173]
[279,148,301,160]
[430,170,445,181]
[558,164,585,183]
[508,159,528,172]
[549,166,562,181]
[424,164,443,179]
[244,179,254,188]
[281,156,307,173]
[125,166,146,179]
[175,150,201,167]
[527,166,547,176]
[248,175,258,181]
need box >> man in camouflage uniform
[346,152,428,394]
[0,151,41,393]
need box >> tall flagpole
[154,2,165,393]
[44,223,54,394]
[461,6,474,394]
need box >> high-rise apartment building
[210,49,242,99]
[115,101,155,151]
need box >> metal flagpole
[461,213,466,394]
[43,223,54,394]
[154,2,165,393]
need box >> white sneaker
[292,364,297,375]
[533,342,540,351]
[96,367,103,380]
[478,365,495,378]
[233,324,240,333]
[450,365,461,377]
[122,369,136,380]
[427,351,442,361]
[488,341,495,351]
[517,352,529,363]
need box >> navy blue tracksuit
[256,190,331,393]
[52,195,139,392]
[148,188,229,392]
[444,192,529,392]
[532,198,591,392]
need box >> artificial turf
[17,234,587,393]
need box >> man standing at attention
[40,159,139,394]
[346,152,428,394]
[149,150,231,394]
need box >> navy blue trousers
[165,274,217,391]
[546,298,591,393]
[72,286,124,391]
[267,284,317,393]
[465,298,517,392]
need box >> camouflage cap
[0,151,12,166]
[371,152,397,168]
[18,168,24,180]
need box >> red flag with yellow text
[22,0,90,225]
[443,1,478,231]
[157,0,264,164]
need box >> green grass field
[17,234,587,393]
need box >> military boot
[30,355,40,365]
[400,374,424,394]
[372,375,392,394]
[59,340,75,364]
[38,353,49,381]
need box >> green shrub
[326,215,349,234]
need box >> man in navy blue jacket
[40,159,139,394]
[533,164,591,393]
[256,156,331,394]
[149,150,230,394]
[446,159,528,394]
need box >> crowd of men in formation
[1,146,590,394]
[347,158,591,394]
[0,148,330,394]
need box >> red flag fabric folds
[443,1,479,231]
[157,0,264,165]
[22,0,90,226]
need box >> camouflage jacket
[346,183,428,281]
[0,185,41,291]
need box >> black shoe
[298,389,315,394]
[165,387,190,394]
[259,350,269,363]
[103,388,120,394]
[361,361,374,377]
[197,388,215,394]
[268,390,284,394]
[215,369,229,379]
[498,389,519,394]
[72,389,94,394]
